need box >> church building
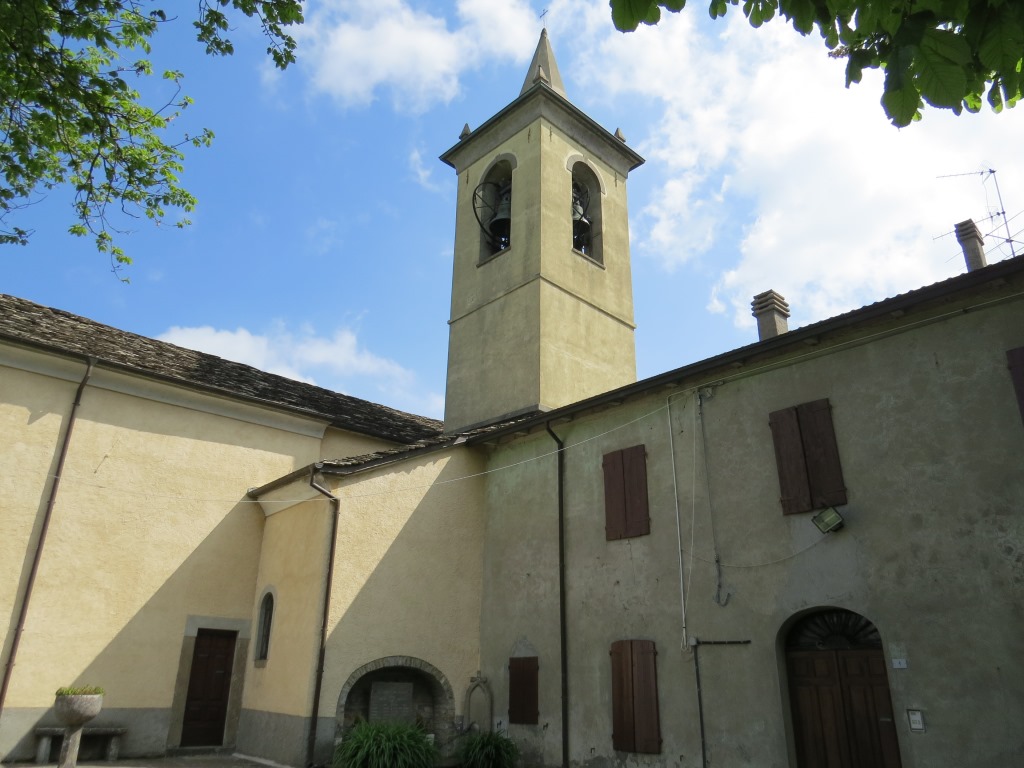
[2,32,1022,768]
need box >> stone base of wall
[0,707,171,762]
[236,709,331,768]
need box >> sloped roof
[466,255,1024,443]
[0,294,443,444]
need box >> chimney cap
[954,219,983,245]
[954,218,987,272]
[751,289,791,341]
[751,289,791,318]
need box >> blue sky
[4,0,1023,420]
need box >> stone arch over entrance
[335,656,457,753]
[781,608,902,768]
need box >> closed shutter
[797,399,848,509]
[622,445,650,538]
[508,656,539,724]
[631,640,662,754]
[610,640,635,751]
[604,446,650,540]
[1008,347,1024,426]
[769,406,812,514]
[604,450,627,540]
[610,640,661,754]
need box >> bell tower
[441,31,644,431]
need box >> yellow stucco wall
[242,500,331,717]
[318,447,487,721]
[320,428,396,461]
[0,345,403,751]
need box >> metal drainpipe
[0,357,95,720]
[544,423,569,768]
[306,467,341,767]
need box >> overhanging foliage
[609,0,1023,127]
[0,0,303,274]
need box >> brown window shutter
[769,406,812,514]
[797,399,848,509]
[508,656,539,724]
[610,640,635,751]
[1008,347,1024,426]
[630,640,662,754]
[622,445,650,538]
[603,450,627,540]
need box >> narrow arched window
[473,159,514,261]
[570,162,603,264]
[256,592,274,662]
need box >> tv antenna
[937,168,1017,258]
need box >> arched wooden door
[785,610,901,768]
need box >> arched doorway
[785,609,902,768]
[335,657,456,755]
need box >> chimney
[954,219,987,272]
[751,290,790,340]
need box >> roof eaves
[468,255,1024,444]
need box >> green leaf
[709,0,730,18]
[610,0,661,30]
[978,9,1024,73]
[0,0,303,270]
[882,61,922,127]
[914,29,970,107]
[779,0,816,34]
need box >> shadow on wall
[1,390,280,761]
[319,453,487,765]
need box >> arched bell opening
[569,161,602,264]
[473,159,514,261]
[780,608,902,768]
[334,657,457,758]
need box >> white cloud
[298,0,537,112]
[409,147,440,192]
[156,322,443,417]
[159,325,314,383]
[576,10,1024,330]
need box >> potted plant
[54,686,104,768]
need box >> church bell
[472,180,512,252]
[572,181,592,254]
[489,183,512,250]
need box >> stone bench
[34,726,127,764]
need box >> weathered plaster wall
[478,432,562,766]
[479,294,1024,768]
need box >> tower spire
[520,29,566,98]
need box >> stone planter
[54,693,103,768]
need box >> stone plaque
[369,682,415,725]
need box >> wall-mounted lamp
[812,507,844,534]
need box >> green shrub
[457,730,518,768]
[333,722,437,768]
[55,686,104,696]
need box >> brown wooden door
[181,629,236,747]
[787,648,901,768]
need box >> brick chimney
[954,219,987,272]
[751,290,790,340]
